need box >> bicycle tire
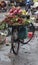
[12,41,20,55]
[10,36,20,55]
[19,23,35,44]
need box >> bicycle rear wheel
[19,23,35,44]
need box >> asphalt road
[0,31,38,65]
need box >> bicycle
[10,23,35,55]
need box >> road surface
[0,31,38,65]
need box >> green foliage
[0,23,6,30]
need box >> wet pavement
[0,31,38,65]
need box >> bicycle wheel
[19,23,35,44]
[10,29,20,55]
[12,40,20,55]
